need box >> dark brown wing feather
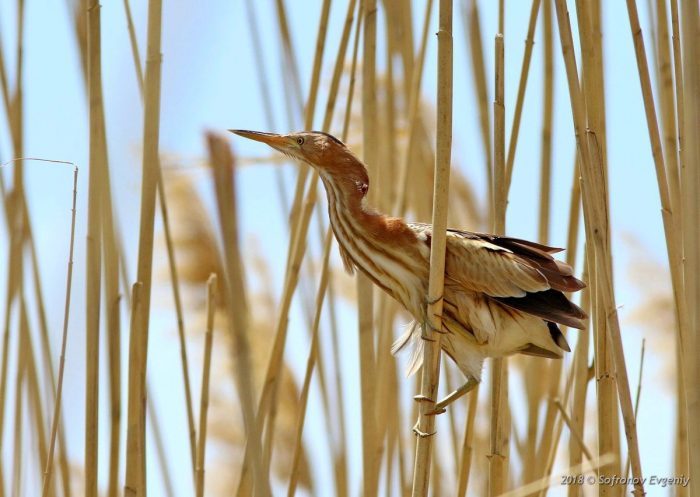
[496,289,586,329]
[445,227,587,328]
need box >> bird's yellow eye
[296,137,305,145]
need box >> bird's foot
[414,394,446,416]
[413,394,434,403]
[420,320,446,341]
[425,293,444,306]
[412,419,436,438]
[425,379,479,415]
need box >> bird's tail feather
[391,321,424,377]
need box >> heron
[230,129,586,415]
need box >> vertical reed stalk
[504,0,541,191]
[42,165,78,497]
[85,2,105,494]
[538,0,554,245]
[394,0,434,216]
[462,0,492,223]
[195,274,217,497]
[235,1,354,490]
[124,0,164,493]
[489,1,508,490]
[207,134,271,497]
[121,0,198,475]
[554,1,645,494]
[411,1,452,495]
[680,0,700,493]
[286,229,333,497]
[360,1,378,495]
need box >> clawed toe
[412,419,436,438]
[426,294,444,306]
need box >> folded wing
[408,224,587,329]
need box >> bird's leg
[425,377,478,416]
[412,394,437,437]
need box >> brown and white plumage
[230,129,587,385]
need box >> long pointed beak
[228,129,288,148]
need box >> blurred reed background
[0,0,697,496]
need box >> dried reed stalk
[394,0,434,215]
[457,384,479,496]
[195,274,218,497]
[504,0,541,192]
[85,2,106,494]
[360,0,378,495]
[207,134,271,497]
[553,1,645,494]
[41,165,78,497]
[282,0,331,257]
[462,0,492,221]
[125,281,145,495]
[235,1,354,491]
[286,229,333,497]
[488,6,508,490]
[411,1,452,495]
[538,0,554,245]
[124,0,164,493]
[12,294,27,497]
[121,0,198,475]
[568,257,590,497]
[679,0,700,493]
[554,399,594,464]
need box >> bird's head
[230,129,370,196]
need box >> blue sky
[0,0,678,495]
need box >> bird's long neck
[320,172,428,313]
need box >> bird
[230,129,587,413]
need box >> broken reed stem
[359,0,378,495]
[195,274,217,497]
[411,1,452,496]
[85,2,106,495]
[41,165,78,497]
[124,0,164,493]
[287,229,333,497]
[553,1,645,494]
[504,0,541,192]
